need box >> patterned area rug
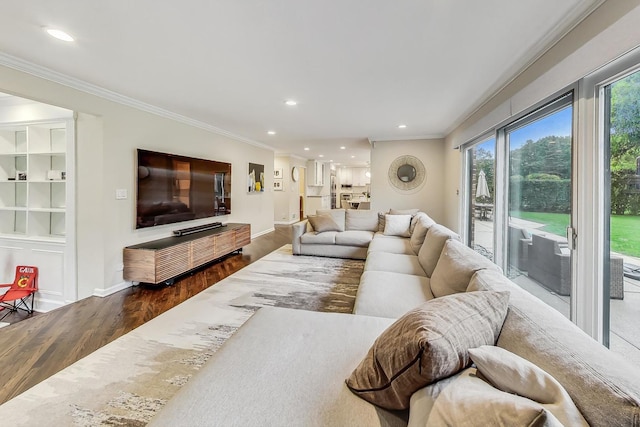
[0,245,364,426]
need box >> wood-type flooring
[0,225,292,405]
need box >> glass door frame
[581,45,640,344]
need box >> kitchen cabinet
[307,160,324,186]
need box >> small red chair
[0,266,38,321]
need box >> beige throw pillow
[427,368,564,427]
[430,239,499,298]
[345,291,510,410]
[383,214,412,237]
[307,215,340,233]
[316,209,346,231]
[409,216,433,254]
[469,346,588,427]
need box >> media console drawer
[123,223,251,284]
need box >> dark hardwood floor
[0,225,292,405]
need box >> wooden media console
[123,223,251,285]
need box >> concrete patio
[472,216,640,365]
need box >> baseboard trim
[274,219,299,225]
[34,297,64,313]
[93,281,133,298]
[252,227,275,239]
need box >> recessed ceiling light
[319,154,324,158]
[285,100,297,106]
[340,146,346,150]
[329,160,333,162]
[351,155,355,159]
[398,124,407,129]
[46,28,74,42]
[304,147,310,151]
[267,130,276,135]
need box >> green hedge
[509,177,571,213]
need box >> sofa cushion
[410,211,435,234]
[365,252,426,276]
[427,368,563,427]
[429,239,499,297]
[417,224,460,277]
[409,216,433,254]
[468,269,640,427]
[307,215,341,233]
[149,307,405,427]
[384,214,412,237]
[335,230,375,247]
[345,291,510,410]
[354,271,434,318]
[300,231,337,245]
[468,345,588,427]
[317,208,346,231]
[407,371,466,427]
[367,237,414,255]
[345,210,379,232]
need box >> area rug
[0,245,364,426]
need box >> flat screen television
[136,149,232,229]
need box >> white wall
[370,138,446,223]
[444,1,640,232]
[273,155,306,223]
[0,64,275,298]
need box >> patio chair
[0,266,39,321]
[508,225,532,271]
[528,235,624,299]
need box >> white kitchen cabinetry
[307,160,325,186]
[339,167,370,186]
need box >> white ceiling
[0,1,601,166]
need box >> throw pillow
[377,211,388,232]
[469,345,588,427]
[430,239,499,298]
[383,214,412,237]
[317,209,346,231]
[417,224,460,277]
[426,368,564,426]
[307,215,340,233]
[345,291,510,410]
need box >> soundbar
[173,222,225,236]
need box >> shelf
[0,206,27,211]
[0,152,27,157]
[28,207,65,213]
[29,151,66,156]
[0,233,65,244]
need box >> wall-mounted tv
[136,149,232,229]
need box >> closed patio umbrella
[476,170,490,200]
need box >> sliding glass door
[466,137,496,261]
[504,94,574,318]
[602,69,640,364]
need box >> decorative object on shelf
[291,166,300,182]
[248,162,265,193]
[47,170,65,180]
[388,155,426,193]
[274,168,283,179]
[274,179,283,191]
[16,171,27,181]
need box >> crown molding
[0,52,274,151]
[368,134,445,143]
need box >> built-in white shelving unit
[0,122,69,241]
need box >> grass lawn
[510,211,640,258]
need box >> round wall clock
[292,166,300,182]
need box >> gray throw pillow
[345,291,510,410]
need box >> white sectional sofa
[150,210,640,426]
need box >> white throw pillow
[383,214,412,237]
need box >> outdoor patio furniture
[528,234,624,299]
[508,225,532,271]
